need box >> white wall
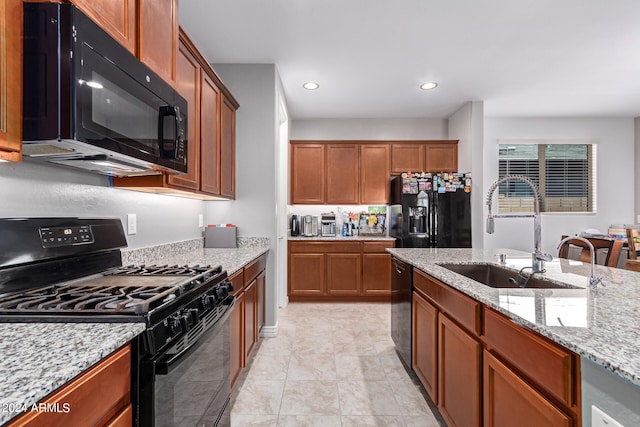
[290,118,447,140]
[205,63,279,328]
[448,101,484,248]
[635,117,640,221]
[483,117,635,255]
[0,161,204,248]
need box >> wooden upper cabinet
[138,0,178,84]
[360,144,390,204]
[291,144,325,204]
[0,0,22,162]
[220,94,237,199]
[425,143,458,172]
[169,40,200,191]
[326,144,359,204]
[391,144,424,174]
[70,0,136,54]
[200,72,222,195]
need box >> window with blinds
[497,143,596,213]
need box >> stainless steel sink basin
[438,263,578,289]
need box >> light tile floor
[231,303,442,426]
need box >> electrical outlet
[198,214,204,228]
[127,214,137,235]
[592,405,624,427]
[637,214,640,223]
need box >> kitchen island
[389,247,640,426]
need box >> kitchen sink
[438,263,578,289]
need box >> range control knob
[215,284,229,301]
[179,312,191,332]
[168,315,182,335]
[187,308,199,325]
[201,294,212,310]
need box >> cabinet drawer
[363,241,395,253]
[289,241,361,253]
[9,345,130,427]
[244,253,267,286]
[483,308,577,408]
[413,269,480,336]
[228,269,244,296]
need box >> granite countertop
[0,323,146,425]
[387,247,640,387]
[121,238,271,275]
[289,235,395,241]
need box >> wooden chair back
[626,228,640,260]
[558,235,623,268]
[626,259,640,272]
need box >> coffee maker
[302,215,318,236]
[290,214,300,236]
[321,213,336,237]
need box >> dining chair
[626,228,640,260]
[558,235,623,268]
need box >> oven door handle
[154,299,235,375]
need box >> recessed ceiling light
[302,82,320,90]
[420,82,438,90]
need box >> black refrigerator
[389,173,472,248]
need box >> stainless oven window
[151,306,232,427]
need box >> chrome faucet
[557,236,604,288]
[486,174,553,273]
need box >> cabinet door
[326,144,359,204]
[290,144,325,204]
[244,279,257,361]
[0,0,22,162]
[360,144,390,204]
[391,144,424,174]
[425,143,458,172]
[220,94,236,199]
[200,72,222,195]
[288,253,325,296]
[169,40,200,191]
[230,291,244,389]
[326,253,361,295]
[70,0,136,54]
[484,351,572,427]
[257,270,266,333]
[104,404,132,427]
[362,253,392,295]
[438,315,481,427]
[138,0,177,84]
[412,291,439,404]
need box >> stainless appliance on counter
[321,213,336,237]
[0,218,234,427]
[302,215,319,236]
[22,3,188,177]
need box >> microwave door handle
[158,105,179,159]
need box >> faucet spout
[557,236,604,288]
[486,174,552,273]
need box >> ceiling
[179,0,640,120]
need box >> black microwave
[22,2,188,177]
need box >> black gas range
[0,218,234,426]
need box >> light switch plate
[592,405,624,427]
[198,214,204,228]
[127,214,137,235]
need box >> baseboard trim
[260,322,279,338]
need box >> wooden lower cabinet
[438,314,481,427]
[8,345,131,427]
[244,279,258,361]
[326,253,361,295]
[229,253,268,390]
[484,351,572,427]
[289,253,325,296]
[412,290,438,404]
[0,0,22,162]
[288,240,394,301]
[230,285,245,389]
[410,270,582,427]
